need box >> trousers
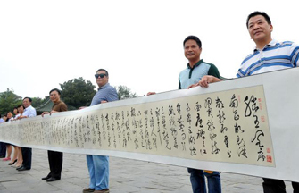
[262,178,299,193]
[87,155,109,190]
[47,150,63,178]
[0,142,6,156]
[21,147,32,169]
[188,168,221,193]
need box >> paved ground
[0,148,294,193]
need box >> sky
[1,0,299,99]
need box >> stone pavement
[0,148,294,193]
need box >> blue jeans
[187,168,221,193]
[87,155,109,190]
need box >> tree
[116,85,137,100]
[60,77,96,109]
[31,97,47,108]
[0,88,22,114]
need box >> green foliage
[0,88,22,114]
[116,85,137,100]
[31,97,47,108]
[60,77,96,109]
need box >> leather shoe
[16,165,22,170]
[17,166,30,171]
[42,176,51,180]
[46,177,61,182]
[83,188,95,193]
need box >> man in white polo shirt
[17,96,37,171]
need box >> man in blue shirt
[82,69,118,193]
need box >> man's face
[248,15,272,42]
[23,98,31,108]
[95,70,108,88]
[50,90,61,103]
[184,39,202,61]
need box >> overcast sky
[1,0,298,99]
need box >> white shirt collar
[253,39,278,52]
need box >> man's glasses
[95,73,106,79]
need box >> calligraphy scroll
[1,67,299,182]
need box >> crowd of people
[0,97,36,172]
[0,72,115,193]
[0,89,69,181]
[0,11,299,193]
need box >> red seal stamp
[267,155,272,163]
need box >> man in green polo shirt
[181,36,221,193]
[148,36,221,193]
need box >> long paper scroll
[1,67,299,182]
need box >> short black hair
[183,36,202,48]
[23,97,32,102]
[96,69,109,77]
[17,105,25,109]
[246,11,271,28]
[49,88,61,95]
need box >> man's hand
[188,75,221,88]
[41,112,50,117]
[19,115,28,119]
[101,100,107,104]
[146,92,156,96]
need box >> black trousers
[21,147,32,169]
[47,150,63,179]
[0,142,6,156]
[262,178,299,193]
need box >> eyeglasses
[95,73,106,79]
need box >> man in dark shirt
[41,88,68,182]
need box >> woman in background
[10,105,25,168]
[3,112,13,161]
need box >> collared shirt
[23,105,37,118]
[237,39,299,77]
[179,59,220,89]
[90,83,119,106]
